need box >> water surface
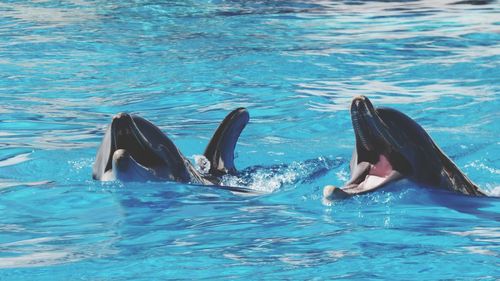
[0,0,499,280]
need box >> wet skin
[324,96,486,201]
[92,108,257,195]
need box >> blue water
[0,0,499,279]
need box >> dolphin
[92,108,255,192]
[324,96,486,200]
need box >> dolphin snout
[351,95,367,111]
[351,95,376,115]
[113,112,131,121]
[353,95,366,103]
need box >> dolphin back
[204,108,249,177]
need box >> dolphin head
[325,95,485,199]
[92,113,198,182]
[351,96,413,174]
[335,96,416,196]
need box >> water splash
[221,157,343,193]
[192,154,211,174]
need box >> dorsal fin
[204,108,249,177]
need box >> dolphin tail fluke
[204,108,249,177]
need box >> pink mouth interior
[323,153,403,200]
[369,154,393,177]
[357,154,394,190]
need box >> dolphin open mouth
[107,113,164,173]
[339,156,403,197]
[338,96,409,196]
[93,108,254,187]
[323,95,487,200]
[93,112,203,183]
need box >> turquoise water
[0,0,499,279]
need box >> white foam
[486,185,500,197]
[192,154,211,174]
[220,161,316,193]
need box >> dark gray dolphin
[324,95,486,200]
[92,108,254,192]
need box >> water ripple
[0,0,498,279]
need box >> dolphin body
[92,108,255,192]
[325,96,486,200]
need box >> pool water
[0,0,499,279]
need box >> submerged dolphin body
[92,108,254,192]
[324,96,486,200]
